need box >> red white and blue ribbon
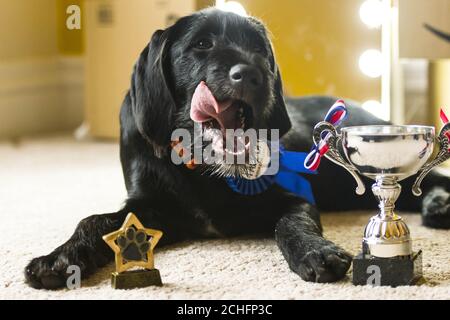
[440,108,450,148]
[304,100,348,171]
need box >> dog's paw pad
[297,244,352,283]
[117,227,150,261]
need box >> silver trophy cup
[313,122,450,285]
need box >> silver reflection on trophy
[313,122,450,258]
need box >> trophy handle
[412,123,450,196]
[313,121,366,195]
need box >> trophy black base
[111,269,163,289]
[352,250,423,287]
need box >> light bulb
[362,100,389,121]
[359,49,383,78]
[359,0,384,29]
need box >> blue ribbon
[225,146,317,204]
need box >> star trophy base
[111,269,162,289]
[352,250,423,287]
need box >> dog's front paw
[25,252,67,290]
[423,187,450,229]
[296,244,352,283]
[25,244,105,290]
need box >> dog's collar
[170,140,197,170]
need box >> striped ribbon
[440,108,450,149]
[304,100,348,171]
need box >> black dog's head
[129,8,291,177]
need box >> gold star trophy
[103,212,163,289]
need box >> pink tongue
[190,82,237,130]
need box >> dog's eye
[253,46,266,55]
[194,39,213,50]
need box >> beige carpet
[1,135,449,300]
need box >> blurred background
[0,0,449,140]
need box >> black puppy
[25,9,450,289]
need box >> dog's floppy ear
[269,62,292,138]
[129,29,175,152]
[267,44,292,138]
[261,30,291,137]
[249,17,292,138]
[249,17,291,137]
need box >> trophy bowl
[341,125,435,181]
[312,121,450,285]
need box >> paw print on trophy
[117,227,150,262]
[103,213,163,289]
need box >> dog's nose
[229,64,263,89]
